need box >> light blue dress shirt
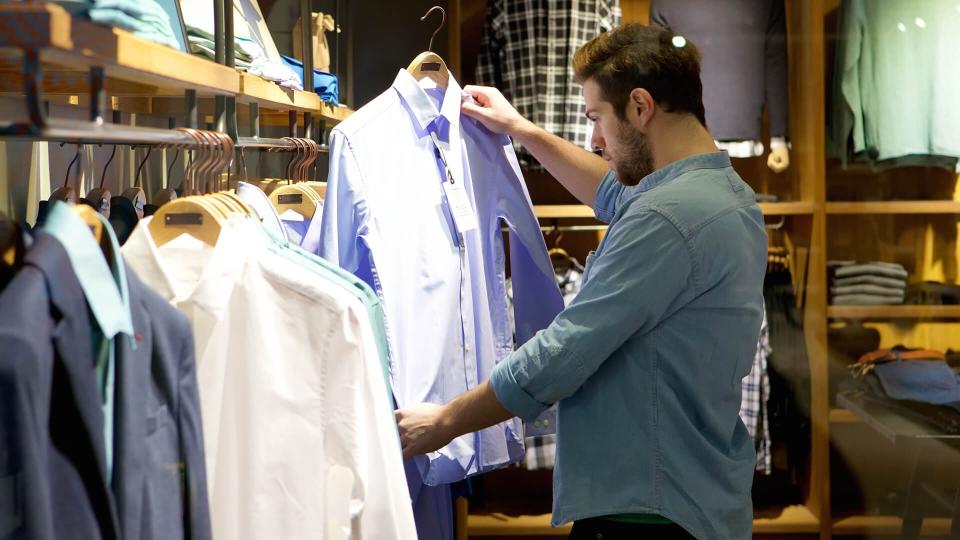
[42,201,134,483]
[490,152,767,539]
[319,70,564,485]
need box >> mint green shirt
[42,202,134,483]
[831,0,960,163]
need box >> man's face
[583,79,654,187]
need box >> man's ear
[627,88,655,127]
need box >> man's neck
[649,115,719,171]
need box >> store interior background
[0,0,958,538]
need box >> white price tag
[442,169,478,234]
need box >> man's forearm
[513,122,609,208]
[441,380,515,440]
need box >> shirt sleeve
[318,130,370,272]
[489,208,695,420]
[592,169,622,224]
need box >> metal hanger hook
[62,143,81,188]
[420,5,446,52]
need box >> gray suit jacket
[0,231,210,540]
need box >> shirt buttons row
[532,419,551,428]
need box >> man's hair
[573,23,706,125]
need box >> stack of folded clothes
[186,26,303,90]
[828,260,907,305]
[53,0,181,49]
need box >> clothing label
[430,131,477,234]
[442,172,477,234]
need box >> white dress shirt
[122,217,416,540]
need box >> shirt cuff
[592,169,620,224]
[490,357,550,422]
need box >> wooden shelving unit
[533,201,814,220]
[827,305,960,320]
[466,505,820,537]
[0,3,352,123]
[759,201,816,215]
[829,408,860,424]
[832,515,953,536]
[826,201,960,214]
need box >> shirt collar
[391,69,463,135]
[122,215,255,320]
[41,201,134,339]
[623,151,732,199]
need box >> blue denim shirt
[490,152,767,539]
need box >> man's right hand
[461,85,536,138]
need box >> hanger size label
[278,193,304,205]
[430,132,476,234]
[165,213,203,226]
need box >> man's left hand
[395,403,454,461]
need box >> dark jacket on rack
[114,269,211,540]
[0,231,120,540]
[0,232,211,540]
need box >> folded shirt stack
[186,26,303,90]
[87,0,180,49]
[828,261,907,305]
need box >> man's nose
[591,131,605,153]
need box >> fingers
[462,85,495,106]
[460,100,490,121]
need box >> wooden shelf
[827,201,960,214]
[238,73,322,112]
[534,205,596,219]
[0,3,237,97]
[829,408,860,423]
[753,505,821,534]
[0,4,353,122]
[467,505,819,536]
[758,201,815,215]
[827,305,960,319]
[534,202,812,220]
[468,513,570,537]
[832,515,953,536]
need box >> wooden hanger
[72,202,104,245]
[406,6,449,89]
[152,145,182,208]
[51,143,81,203]
[148,195,227,247]
[0,212,22,268]
[123,145,152,219]
[270,138,318,219]
[86,144,117,218]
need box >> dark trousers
[568,518,696,539]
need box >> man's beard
[611,121,654,187]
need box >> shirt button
[534,421,542,428]
[464,342,471,352]
[543,419,550,427]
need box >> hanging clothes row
[1,128,419,538]
[0,202,210,540]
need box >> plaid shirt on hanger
[476,0,621,168]
[741,307,772,475]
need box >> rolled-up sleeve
[592,170,623,224]
[490,208,695,421]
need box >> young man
[395,23,767,539]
